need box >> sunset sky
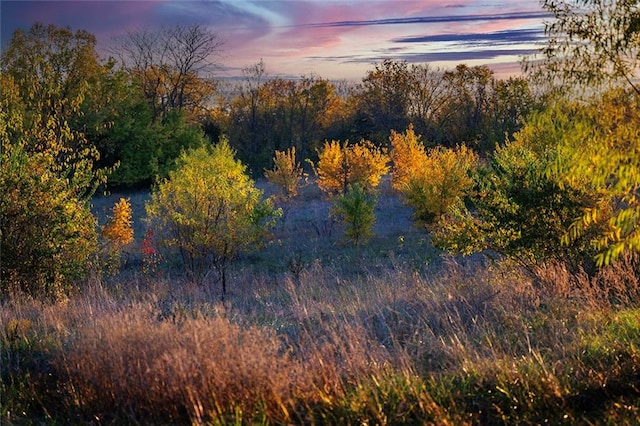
[1,1,549,80]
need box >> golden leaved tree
[264,147,304,203]
[390,126,477,227]
[313,139,389,196]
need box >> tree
[265,147,304,203]
[389,125,427,193]
[1,22,103,125]
[332,184,377,246]
[227,62,343,173]
[526,0,640,266]
[1,23,106,183]
[439,65,495,150]
[145,139,280,299]
[312,139,389,196]
[0,73,99,298]
[353,60,414,144]
[111,24,222,121]
[390,125,478,227]
[531,0,640,94]
[487,77,537,144]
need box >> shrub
[545,91,640,266]
[389,124,427,193]
[433,108,604,268]
[145,138,281,298]
[107,108,207,188]
[100,198,134,275]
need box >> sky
[1,1,549,81]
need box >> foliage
[145,138,281,298]
[353,59,415,144]
[313,139,389,196]
[100,198,134,275]
[0,143,98,298]
[1,23,107,194]
[531,0,640,94]
[102,98,207,188]
[332,184,377,246]
[0,26,106,297]
[546,90,640,266]
[264,147,305,202]
[389,124,427,193]
[1,22,104,128]
[140,229,162,276]
[391,131,478,227]
[101,198,134,247]
[433,107,604,267]
[351,61,535,152]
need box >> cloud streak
[393,28,545,45]
[298,11,550,29]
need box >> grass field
[3,179,640,424]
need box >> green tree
[433,106,604,269]
[145,139,280,299]
[332,184,376,246]
[526,1,640,265]
[547,90,640,266]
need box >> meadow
[3,179,640,425]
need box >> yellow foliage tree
[146,139,280,298]
[100,197,134,275]
[392,136,478,226]
[314,139,389,196]
[264,147,304,202]
[389,124,427,192]
[102,198,134,247]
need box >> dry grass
[3,181,640,424]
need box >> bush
[107,108,207,188]
[0,144,97,298]
[545,91,640,266]
[265,147,305,203]
[433,109,604,268]
[389,124,428,193]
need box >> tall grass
[3,256,640,424]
